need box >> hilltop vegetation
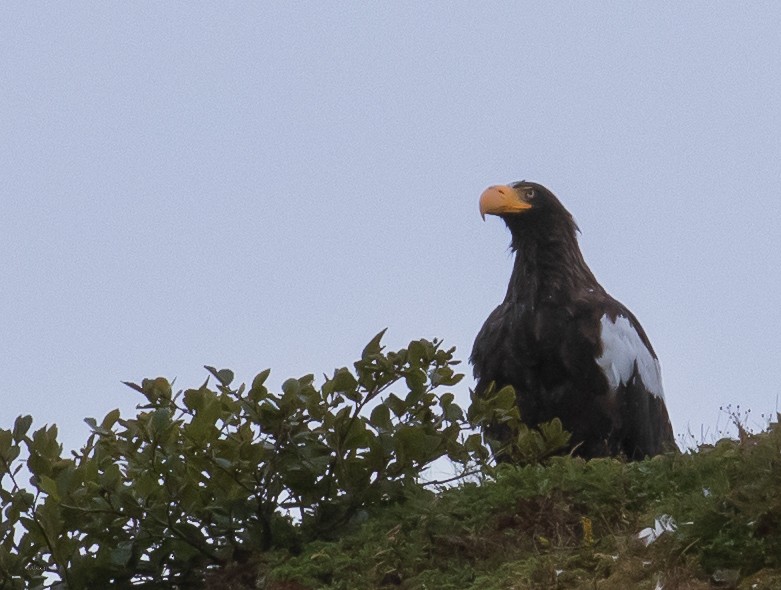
[240,427,781,590]
[1,334,780,589]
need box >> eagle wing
[596,311,664,400]
[594,306,674,458]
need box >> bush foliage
[0,333,534,588]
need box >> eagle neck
[505,224,600,306]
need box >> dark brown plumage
[471,181,675,460]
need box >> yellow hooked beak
[479,184,533,220]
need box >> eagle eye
[525,188,536,200]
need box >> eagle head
[479,181,579,249]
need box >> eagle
[470,181,675,460]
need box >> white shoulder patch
[596,314,664,399]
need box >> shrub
[0,333,499,588]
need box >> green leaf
[370,404,392,430]
[257,402,283,431]
[251,369,271,400]
[149,408,171,437]
[342,419,371,451]
[330,368,358,393]
[38,475,59,501]
[404,369,427,395]
[12,415,33,443]
[253,368,271,387]
[0,429,13,463]
[205,366,234,386]
[464,433,485,452]
[145,377,173,400]
[100,408,121,431]
[385,394,408,418]
[282,378,300,396]
[407,340,426,368]
[443,403,464,422]
[495,385,517,409]
[394,426,443,465]
[432,367,464,387]
[110,541,135,567]
[122,380,145,394]
[362,328,388,359]
[214,457,233,470]
[183,387,206,411]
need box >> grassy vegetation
[213,420,781,590]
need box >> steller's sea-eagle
[470,181,675,460]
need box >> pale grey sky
[2,3,780,453]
